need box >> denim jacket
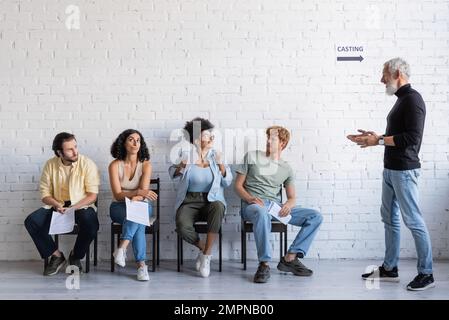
[168,148,232,213]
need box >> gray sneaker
[44,253,66,276]
[277,256,313,276]
[254,263,270,283]
[68,251,83,273]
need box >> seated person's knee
[313,210,323,224]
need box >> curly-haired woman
[109,129,158,281]
[169,117,232,278]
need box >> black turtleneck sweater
[384,84,426,170]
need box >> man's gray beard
[385,83,398,96]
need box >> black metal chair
[110,178,160,272]
[177,223,223,272]
[44,201,99,273]
[240,187,287,270]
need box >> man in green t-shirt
[235,126,323,283]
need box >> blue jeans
[109,201,153,263]
[241,199,323,262]
[381,168,433,274]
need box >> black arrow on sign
[337,55,364,62]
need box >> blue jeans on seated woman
[110,201,153,263]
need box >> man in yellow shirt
[24,132,100,276]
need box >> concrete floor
[0,259,448,300]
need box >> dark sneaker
[362,265,399,282]
[68,251,83,273]
[44,253,66,276]
[407,274,435,291]
[253,263,270,283]
[277,256,313,276]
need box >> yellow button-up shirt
[39,155,100,210]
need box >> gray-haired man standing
[347,58,434,291]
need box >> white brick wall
[1,0,448,261]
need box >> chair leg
[243,231,247,271]
[156,229,160,266]
[111,228,115,272]
[240,225,244,264]
[85,244,90,273]
[177,234,181,272]
[94,235,98,266]
[180,237,184,265]
[152,232,156,272]
[279,232,283,261]
[284,230,288,256]
[219,229,222,272]
[53,235,59,272]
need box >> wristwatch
[378,135,385,146]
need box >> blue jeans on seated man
[110,201,153,263]
[381,168,433,274]
[241,199,323,262]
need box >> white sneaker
[195,252,203,271]
[137,265,149,281]
[199,254,212,278]
[113,247,126,267]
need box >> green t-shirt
[236,150,295,203]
